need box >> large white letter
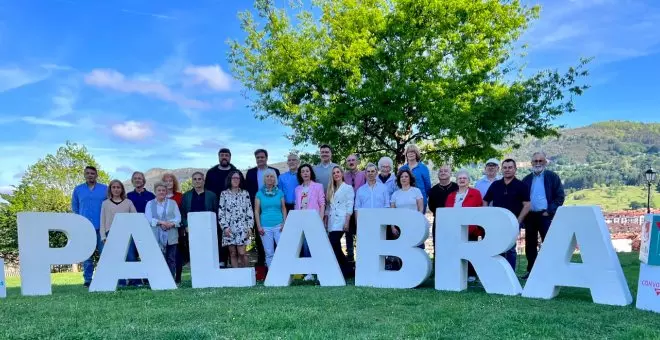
[18,212,96,296]
[435,207,522,295]
[265,210,344,286]
[522,206,632,306]
[188,212,255,288]
[355,208,431,288]
[89,213,176,292]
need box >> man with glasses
[343,154,366,263]
[180,172,218,283]
[483,159,531,271]
[521,151,565,279]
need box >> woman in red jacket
[445,169,484,283]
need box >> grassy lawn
[565,185,660,211]
[1,253,658,339]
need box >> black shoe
[83,281,91,288]
[521,272,530,280]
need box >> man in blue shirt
[278,153,300,212]
[71,166,107,288]
[522,152,565,279]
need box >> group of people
[71,143,565,287]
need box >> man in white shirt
[355,163,390,214]
[475,158,502,199]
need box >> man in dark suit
[521,151,565,279]
[245,149,281,271]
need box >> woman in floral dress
[218,170,254,268]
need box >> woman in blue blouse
[398,144,432,213]
[254,169,287,268]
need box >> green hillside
[565,185,660,212]
[507,121,660,191]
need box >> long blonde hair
[326,166,344,203]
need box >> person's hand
[343,223,349,232]
[542,211,549,217]
[224,228,231,237]
[391,226,399,236]
[279,223,284,232]
[258,227,265,236]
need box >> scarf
[260,185,280,197]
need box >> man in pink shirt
[343,154,365,264]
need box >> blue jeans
[83,230,104,284]
[301,238,311,258]
[164,244,178,279]
[502,246,517,271]
[119,238,141,287]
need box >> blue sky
[0,0,659,193]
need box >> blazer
[522,169,565,216]
[246,166,281,203]
[327,183,355,232]
[294,181,326,211]
[181,190,219,229]
[446,188,484,237]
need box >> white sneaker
[468,276,476,283]
[304,274,315,281]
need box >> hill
[506,121,660,190]
[565,185,660,211]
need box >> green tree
[229,0,590,166]
[0,142,108,262]
[180,178,193,193]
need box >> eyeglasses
[532,160,545,164]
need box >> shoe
[521,272,530,280]
[219,262,226,268]
[304,274,314,281]
[467,276,476,283]
[83,281,91,288]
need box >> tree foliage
[0,142,108,262]
[229,0,590,166]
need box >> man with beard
[483,159,530,271]
[521,151,565,279]
[205,148,237,268]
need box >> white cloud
[85,69,211,110]
[183,65,233,92]
[111,121,154,141]
[120,9,177,20]
[49,83,79,118]
[115,165,135,174]
[0,67,49,93]
[0,185,14,195]
[21,116,74,128]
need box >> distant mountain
[123,162,290,192]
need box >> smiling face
[131,173,145,189]
[365,166,377,182]
[485,163,499,177]
[400,172,411,186]
[501,161,517,179]
[156,186,167,200]
[406,151,417,162]
[332,167,343,183]
[532,153,547,174]
[218,152,231,167]
[319,147,332,163]
[192,174,204,189]
[230,173,242,189]
[346,154,358,171]
[110,182,123,199]
[84,168,98,184]
[265,173,276,188]
[380,163,391,176]
[287,155,300,171]
[301,166,311,182]
[456,173,470,188]
[255,151,267,168]
[438,165,451,182]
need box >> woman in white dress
[326,166,354,277]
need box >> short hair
[225,170,246,190]
[84,166,98,173]
[263,168,279,187]
[287,153,300,160]
[396,169,417,188]
[218,148,231,155]
[254,149,268,158]
[191,171,205,179]
[131,171,145,181]
[502,158,517,167]
[107,179,127,200]
[153,182,167,191]
[404,144,421,161]
[455,169,471,180]
[378,157,394,170]
[319,144,333,152]
[161,173,180,193]
[364,163,378,172]
[297,164,317,184]
[346,153,359,161]
[532,151,547,159]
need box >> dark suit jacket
[181,190,219,229]
[522,169,565,216]
[246,166,281,203]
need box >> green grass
[565,185,660,211]
[1,253,658,339]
